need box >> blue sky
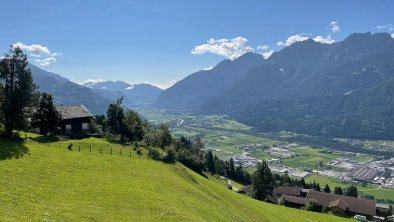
[1,0,393,88]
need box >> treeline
[0,46,47,138]
[95,97,253,184]
[249,161,359,202]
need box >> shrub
[163,147,176,163]
[304,199,322,212]
[278,195,286,206]
[148,147,162,160]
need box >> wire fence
[38,141,139,158]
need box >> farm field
[281,147,341,169]
[0,136,351,222]
[305,175,394,202]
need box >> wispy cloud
[80,78,104,86]
[313,35,335,44]
[202,66,214,71]
[277,33,335,47]
[329,21,340,33]
[377,24,394,31]
[257,44,273,59]
[34,57,57,67]
[12,42,61,67]
[392,34,394,39]
[277,34,309,47]
[191,37,253,60]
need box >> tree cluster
[0,46,37,137]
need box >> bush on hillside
[148,147,162,160]
[163,147,176,163]
[305,199,322,212]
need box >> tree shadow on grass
[0,137,29,161]
[29,135,59,143]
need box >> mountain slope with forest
[154,52,265,111]
[156,32,394,139]
[29,64,112,115]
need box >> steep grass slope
[0,137,350,222]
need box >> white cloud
[80,78,104,86]
[313,35,335,44]
[256,44,273,59]
[257,44,269,51]
[391,34,394,39]
[34,57,56,67]
[191,37,253,60]
[12,42,61,67]
[261,50,274,59]
[202,66,214,71]
[277,34,309,47]
[277,33,336,47]
[377,24,394,31]
[329,21,340,33]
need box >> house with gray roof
[56,105,93,136]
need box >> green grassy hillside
[0,137,351,222]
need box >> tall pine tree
[0,46,36,137]
[31,93,61,135]
[251,161,274,201]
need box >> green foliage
[345,184,358,198]
[106,97,127,140]
[278,194,286,206]
[0,46,36,137]
[205,150,215,172]
[323,184,331,193]
[304,199,322,212]
[31,92,61,135]
[251,161,274,201]
[148,147,162,160]
[124,110,143,141]
[163,147,176,163]
[88,119,100,134]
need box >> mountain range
[154,32,394,139]
[83,80,162,107]
[29,65,162,115]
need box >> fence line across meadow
[37,141,138,158]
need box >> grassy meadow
[0,136,352,222]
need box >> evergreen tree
[205,150,216,173]
[315,183,321,192]
[0,46,36,137]
[282,172,291,186]
[334,186,343,195]
[345,184,358,197]
[299,177,307,188]
[251,161,274,201]
[228,158,236,178]
[31,93,61,135]
[157,123,172,148]
[323,184,331,193]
